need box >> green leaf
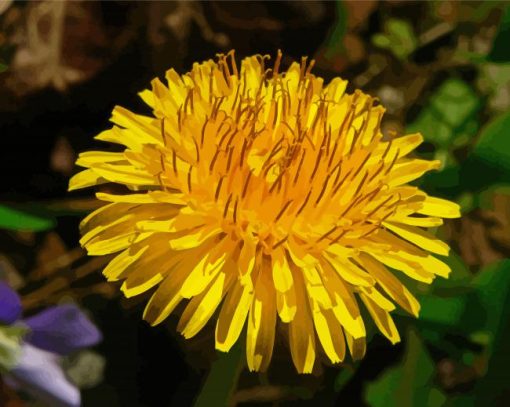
[0,63,7,73]
[419,296,466,327]
[0,324,27,372]
[471,260,510,348]
[334,366,356,392]
[430,251,472,291]
[470,260,510,403]
[323,1,348,59]
[469,111,510,184]
[487,6,510,62]
[365,329,446,407]
[416,165,463,199]
[407,79,481,149]
[0,204,56,232]
[193,343,244,407]
[443,395,475,407]
[372,18,417,60]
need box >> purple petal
[8,343,80,407]
[0,281,22,324]
[24,304,102,355]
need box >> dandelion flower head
[70,51,460,373]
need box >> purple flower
[0,282,102,407]
[24,304,102,355]
[0,281,22,324]
[8,344,81,407]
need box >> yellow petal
[246,268,276,372]
[360,293,400,344]
[91,164,156,187]
[79,202,122,232]
[121,273,163,298]
[169,226,222,250]
[119,240,182,297]
[102,245,149,282]
[180,238,228,298]
[389,214,443,227]
[138,89,156,108]
[311,306,346,364]
[238,235,257,278]
[395,251,451,279]
[142,263,192,326]
[325,77,348,102]
[75,151,125,168]
[418,196,461,218]
[80,214,133,246]
[383,221,450,256]
[360,286,395,312]
[369,251,435,283]
[357,253,420,317]
[96,191,186,206]
[319,260,366,339]
[95,127,142,151]
[136,211,206,234]
[287,236,319,268]
[276,285,297,323]
[344,330,366,361]
[110,106,162,145]
[178,271,234,339]
[387,159,440,187]
[289,270,316,373]
[68,169,107,191]
[272,247,293,293]
[324,254,375,287]
[85,232,138,255]
[216,279,253,352]
[372,133,423,161]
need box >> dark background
[1,1,510,406]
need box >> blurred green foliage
[487,6,510,62]
[194,343,244,407]
[372,18,418,60]
[0,204,56,232]
[365,329,446,407]
[1,1,509,406]
[471,112,510,183]
[323,0,348,60]
[407,79,481,153]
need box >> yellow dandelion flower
[70,51,460,373]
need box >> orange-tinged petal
[121,273,163,298]
[102,245,149,282]
[311,304,346,364]
[320,260,366,339]
[142,252,201,326]
[357,253,420,317]
[289,270,316,374]
[169,225,223,250]
[276,286,297,323]
[178,270,235,339]
[180,238,229,298]
[344,330,366,361]
[246,267,277,372]
[360,293,400,344]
